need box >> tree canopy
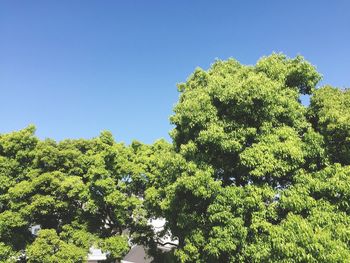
[0,127,160,262]
[161,53,350,262]
[1,53,350,262]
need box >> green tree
[0,128,151,262]
[159,53,350,262]
[1,53,349,263]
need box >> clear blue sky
[1,1,349,144]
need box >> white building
[88,247,107,263]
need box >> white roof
[87,247,107,260]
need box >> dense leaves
[164,53,350,262]
[26,229,87,263]
[1,53,349,262]
[170,54,321,186]
[0,127,155,262]
[308,86,350,165]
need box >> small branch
[156,241,178,247]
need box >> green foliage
[256,53,322,95]
[0,242,17,263]
[100,235,129,261]
[0,127,155,262]
[164,54,350,262]
[0,53,349,262]
[26,229,87,263]
[308,86,350,165]
[170,53,320,186]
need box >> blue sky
[1,1,349,144]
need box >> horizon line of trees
[1,53,350,262]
